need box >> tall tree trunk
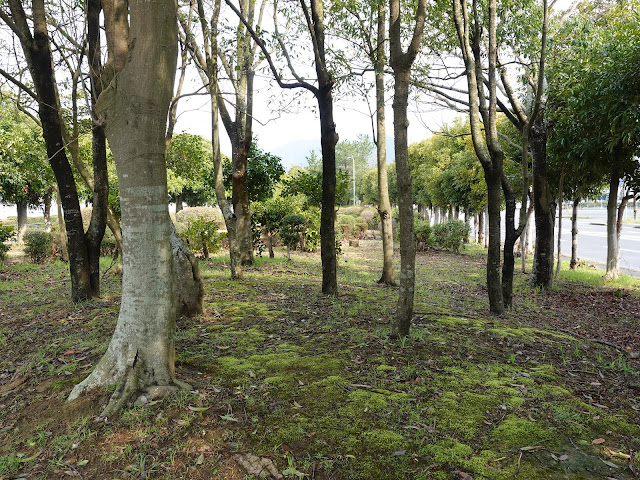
[69,0,187,414]
[570,197,579,270]
[389,0,426,335]
[530,112,555,288]
[16,201,28,244]
[374,0,394,286]
[605,169,620,278]
[485,171,504,313]
[56,190,68,261]
[520,202,533,272]
[555,171,565,278]
[43,190,52,232]
[391,69,416,336]
[8,0,92,301]
[175,194,183,213]
[318,86,339,296]
[502,180,518,309]
[477,210,484,245]
[233,141,253,266]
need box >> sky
[172,64,459,171]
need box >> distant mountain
[272,136,395,172]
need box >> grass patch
[0,244,638,479]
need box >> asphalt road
[556,205,640,276]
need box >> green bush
[340,206,364,216]
[414,218,432,249]
[0,225,15,260]
[353,222,368,238]
[175,207,222,232]
[181,218,224,259]
[432,219,468,253]
[24,230,53,263]
[337,214,357,225]
[303,208,321,252]
[360,208,379,230]
[279,214,307,254]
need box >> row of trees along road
[0,0,638,412]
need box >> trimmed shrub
[280,214,307,255]
[337,214,357,226]
[340,206,364,216]
[360,208,379,230]
[181,218,224,259]
[414,218,432,250]
[175,207,223,232]
[0,225,15,260]
[24,230,53,263]
[432,219,468,253]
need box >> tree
[224,0,340,295]
[548,0,640,279]
[1,0,96,301]
[167,132,213,212]
[326,0,395,284]
[223,142,285,203]
[0,101,53,243]
[68,0,187,414]
[389,0,428,336]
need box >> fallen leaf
[188,406,209,412]
[558,455,568,461]
[391,450,406,457]
[77,459,89,466]
[220,413,238,422]
[592,438,606,445]
[196,453,204,465]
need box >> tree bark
[56,190,68,261]
[69,0,187,414]
[389,0,426,335]
[477,210,484,245]
[520,202,533,272]
[374,0,394,286]
[570,197,579,270]
[7,0,92,301]
[605,169,619,278]
[530,111,555,288]
[502,177,518,308]
[16,201,28,244]
[175,194,183,213]
[555,170,565,278]
[485,170,504,313]
[318,84,339,296]
[43,190,52,232]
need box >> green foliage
[223,142,285,203]
[432,220,468,253]
[0,99,54,207]
[282,168,350,209]
[0,225,15,260]
[174,207,222,230]
[279,214,307,252]
[414,218,432,247]
[409,119,489,213]
[547,1,640,196]
[23,230,53,263]
[414,218,468,253]
[180,218,223,259]
[167,132,214,206]
[361,165,398,206]
[335,134,374,205]
[360,208,379,229]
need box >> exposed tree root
[69,347,191,417]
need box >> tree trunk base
[68,347,191,417]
